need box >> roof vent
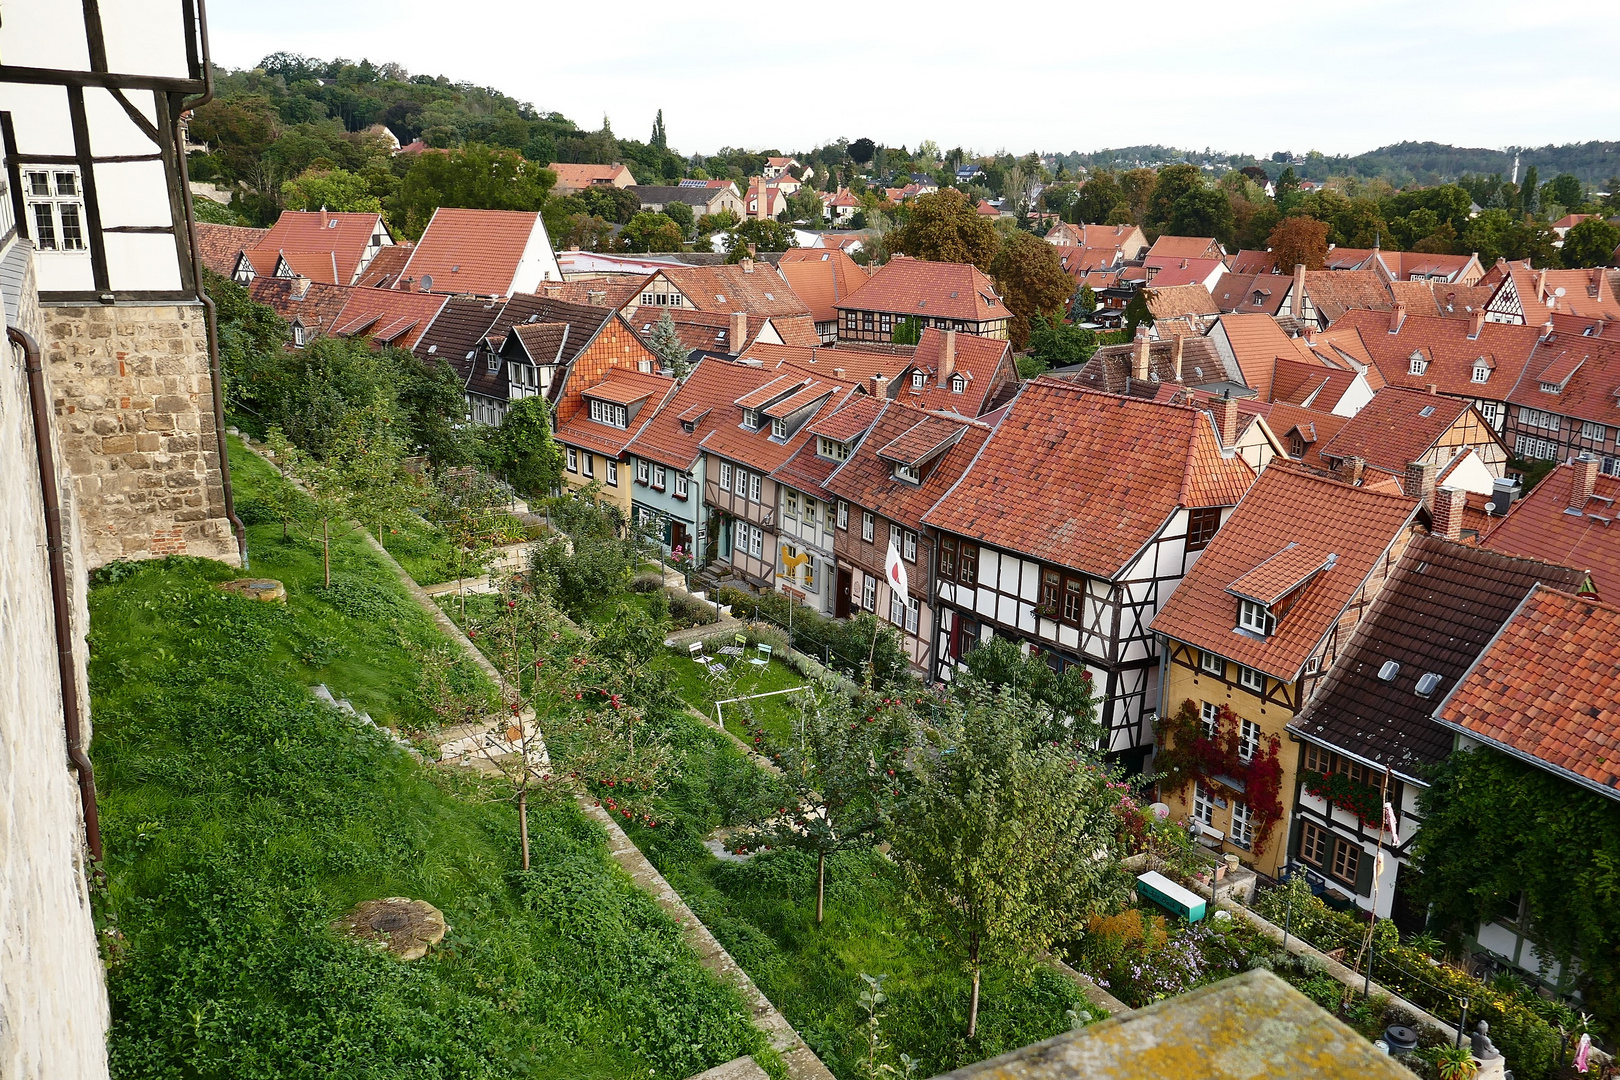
[451,265,461,273]
[1377,661,1400,682]
[1415,672,1442,697]
[1419,405,1436,417]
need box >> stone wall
[41,302,239,568]
[0,262,111,1078]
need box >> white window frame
[951,374,965,394]
[771,416,788,439]
[1238,666,1264,693]
[911,371,926,390]
[653,464,666,490]
[636,460,650,484]
[582,453,594,479]
[743,408,760,429]
[748,525,763,558]
[292,322,307,347]
[566,447,578,472]
[890,590,906,627]
[1230,800,1253,849]
[606,459,618,485]
[1238,718,1260,762]
[1408,356,1428,376]
[837,500,849,529]
[894,462,920,483]
[902,530,917,562]
[749,471,761,503]
[785,490,799,517]
[674,473,689,498]
[24,169,86,252]
[818,436,848,461]
[803,558,817,592]
[1193,782,1216,826]
[1200,701,1220,738]
[1471,364,1490,384]
[905,596,920,633]
[1238,599,1275,635]
[862,575,877,611]
[1514,434,1559,460]
[861,511,874,542]
[720,461,732,491]
[1199,650,1224,676]
[1581,420,1607,442]
[1518,406,1560,432]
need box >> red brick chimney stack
[1405,459,1437,507]
[1132,324,1151,382]
[1337,455,1366,485]
[1572,454,1600,506]
[1209,390,1238,447]
[1389,303,1407,334]
[730,311,747,350]
[1433,486,1466,540]
[941,329,957,380]
[1172,333,1185,382]
[1291,263,1306,319]
[1468,308,1486,340]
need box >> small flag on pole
[1383,802,1401,845]
[886,536,909,600]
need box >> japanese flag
[886,536,909,600]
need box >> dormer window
[911,371,926,390]
[1408,352,1428,376]
[743,408,760,429]
[1238,599,1275,636]
[893,462,921,484]
[771,417,788,439]
[1472,363,1490,383]
[1539,382,1561,395]
[292,322,307,348]
[950,374,965,394]
[817,436,849,461]
[488,356,500,373]
[589,399,629,428]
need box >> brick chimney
[1209,390,1238,447]
[1572,453,1600,506]
[1534,268,1548,303]
[941,328,957,380]
[729,311,747,350]
[1132,324,1151,382]
[1337,455,1366,485]
[1291,262,1306,319]
[291,274,312,301]
[872,373,892,397]
[1388,303,1407,334]
[740,257,755,274]
[1468,308,1486,340]
[1172,333,1185,382]
[1426,382,1438,395]
[1405,459,1437,506]
[1432,486,1466,540]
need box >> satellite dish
[419,274,433,292]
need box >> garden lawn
[87,438,776,1080]
[659,647,814,747]
[375,507,466,587]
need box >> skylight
[1415,672,1441,697]
[1377,661,1400,682]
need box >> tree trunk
[518,788,531,871]
[323,518,331,587]
[967,964,981,1039]
[816,851,826,924]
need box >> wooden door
[835,568,852,619]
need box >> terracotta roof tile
[808,394,885,441]
[1506,332,1620,429]
[246,277,350,339]
[836,256,1005,322]
[700,381,856,474]
[354,244,413,288]
[1148,236,1224,260]
[1315,310,1543,401]
[875,415,966,467]
[1145,283,1219,320]
[582,367,675,406]
[1151,463,1420,680]
[1483,461,1619,595]
[555,370,676,457]
[657,263,812,319]
[328,287,447,352]
[1214,313,1320,400]
[194,222,267,276]
[775,248,872,324]
[1315,386,1474,475]
[401,208,548,297]
[1303,270,1394,322]
[623,358,782,471]
[825,402,993,530]
[1435,585,1620,797]
[1228,542,1339,606]
[1228,249,1278,275]
[1213,272,1291,316]
[1290,535,1586,779]
[923,380,1255,579]
[763,380,838,418]
[259,210,384,285]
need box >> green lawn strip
[376,508,465,587]
[659,650,813,747]
[88,437,775,1080]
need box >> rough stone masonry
[42,302,238,568]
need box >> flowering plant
[1152,699,1284,853]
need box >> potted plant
[1423,1044,1478,1080]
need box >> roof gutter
[174,1,247,567]
[13,325,103,866]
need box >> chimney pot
[1573,454,1600,506]
[1433,486,1466,541]
[1337,455,1366,485]
[942,328,957,380]
[1405,459,1437,506]
[729,311,747,351]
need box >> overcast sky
[208,0,1620,159]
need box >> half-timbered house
[699,370,856,585]
[1287,531,1584,928]
[1500,329,1620,473]
[554,367,677,517]
[834,257,1010,343]
[922,381,1256,770]
[1150,463,1424,876]
[1483,455,1618,594]
[822,402,994,672]
[1314,385,1509,495]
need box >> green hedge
[712,585,918,691]
[1253,880,1574,1080]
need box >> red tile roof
[1151,463,1421,680]
[401,208,546,298]
[275,250,342,284]
[1491,264,1620,325]
[825,401,993,531]
[775,248,872,324]
[554,369,676,457]
[893,328,1016,417]
[1213,313,1319,400]
[768,314,824,348]
[808,394,884,442]
[259,210,384,285]
[328,287,447,352]
[1435,585,1620,798]
[623,358,782,471]
[837,256,1005,322]
[583,367,671,406]
[923,380,1255,579]
[246,277,351,339]
[354,244,413,288]
[1315,386,1476,475]
[194,222,268,276]
[1505,331,1620,430]
[1213,272,1291,316]
[1303,270,1394,321]
[1144,257,1224,288]
[548,163,635,192]
[1316,309,1544,401]
[1145,283,1219,320]
[700,379,856,474]
[1254,401,1351,466]
[875,414,967,467]
[1228,249,1278,275]
[656,264,812,319]
[1148,236,1224,260]
[1484,461,1619,595]
[1269,357,1361,412]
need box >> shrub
[667,591,718,630]
[631,572,665,593]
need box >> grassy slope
[89,439,772,1080]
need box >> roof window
[1415,672,1442,697]
[1419,405,1436,417]
[1377,661,1400,682]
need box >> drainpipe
[174,1,247,567]
[13,325,103,864]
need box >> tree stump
[334,897,447,960]
[216,578,286,603]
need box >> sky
[207,0,1620,160]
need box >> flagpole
[1356,764,1395,994]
